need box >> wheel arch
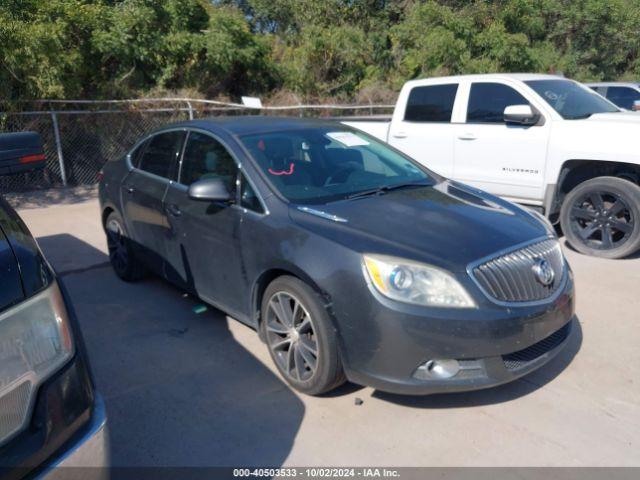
[251,265,335,342]
[546,160,640,222]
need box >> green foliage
[2,0,640,101]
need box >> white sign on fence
[241,96,263,109]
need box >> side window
[605,87,640,110]
[467,83,530,124]
[404,84,458,122]
[240,174,264,213]
[180,132,237,191]
[129,140,148,168]
[138,131,185,179]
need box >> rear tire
[560,176,640,259]
[105,211,146,281]
[260,276,346,395]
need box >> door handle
[391,131,408,139]
[125,186,135,194]
[166,204,182,217]
[458,133,477,140]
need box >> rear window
[404,84,458,122]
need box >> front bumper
[338,271,576,395]
[38,394,109,478]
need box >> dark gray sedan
[98,117,575,395]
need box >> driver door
[162,130,245,314]
[453,81,549,203]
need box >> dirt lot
[10,188,640,467]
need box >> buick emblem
[532,258,555,286]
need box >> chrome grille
[471,239,565,303]
[0,381,33,446]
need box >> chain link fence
[0,99,393,193]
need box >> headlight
[363,254,476,308]
[0,282,74,446]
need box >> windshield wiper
[345,181,431,200]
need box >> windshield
[525,79,619,119]
[239,128,434,204]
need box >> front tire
[260,276,346,395]
[560,176,640,259]
[105,211,146,281]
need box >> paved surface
[10,188,640,467]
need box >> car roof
[167,116,346,137]
[403,73,565,87]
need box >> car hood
[552,112,640,164]
[0,204,25,311]
[0,196,53,301]
[585,112,640,123]
[289,181,550,272]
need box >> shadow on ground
[373,317,582,408]
[4,186,98,210]
[41,234,304,467]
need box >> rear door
[387,83,459,177]
[162,131,246,314]
[453,81,549,202]
[121,130,185,269]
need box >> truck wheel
[105,211,146,281]
[560,176,640,259]
[260,276,346,395]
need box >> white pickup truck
[345,73,640,259]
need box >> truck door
[453,81,549,203]
[387,83,458,178]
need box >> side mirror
[188,177,233,202]
[0,131,46,176]
[633,100,640,112]
[503,104,539,125]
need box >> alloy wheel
[265,292,319,383]
[106,218,129,274]
[570,191,634,250]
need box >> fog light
[417,359,460,379]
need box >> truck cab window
[404,84,458,122]
[467,83,529,124]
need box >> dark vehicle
[99,117,575,395]
[0,132,47,176]
[0,133,107,478]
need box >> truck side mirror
[0,132,46,176]
[504,104,539,125]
